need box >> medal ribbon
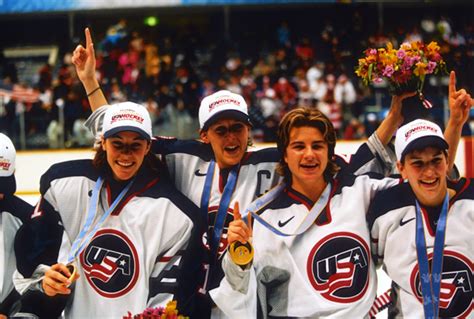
[67,176,134,263]
[415,192,449,319]
[200,160,239,258]
[242,182,331,237]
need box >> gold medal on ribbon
[229,241,254,266]
[66,262,77,286]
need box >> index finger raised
[233,201,241,220]
[85,27,93,49]
[449,70,456,96]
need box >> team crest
[410,250,473,317]
[201,205,233,257]
[80,229,139,298]
[307,232,370,303]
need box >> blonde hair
[276,107,339,182]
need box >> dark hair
[92,142,162,176]
[200,122,254,147]
[400,148,448,165]
[276,107,339,182]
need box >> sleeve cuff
[83,104,109,147]
[222,252,252,294]
[368,133,397,173]
[13,265,49,295]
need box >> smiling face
[397,146,449,207]
[284,126,329,195]
[101,131,151,181]
[200,118,250,169]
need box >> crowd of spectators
[0,8,472,149]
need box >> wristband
[87,86,101,97]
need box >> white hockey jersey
[368,178,473,318]
[85,105,397,294]
[16,160,204,318]
[210,172,401,318]
[0,195,33,315]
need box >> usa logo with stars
[306,232,370,303]
[410,250,473,317]
[80,229,139,298]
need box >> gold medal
[229,241,254,266]
[66,262,77,286]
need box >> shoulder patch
[40,160,97,195]
[367,183,413,229]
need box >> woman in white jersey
[13,103,205,318]
[70,27,417,318]
[368,116,473,316]
[213,78,470,317]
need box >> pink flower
[403,56,418,69]
[397,50,406,59]
[427,61,437,74]
[432,53,442,62]
[369,49,377,55]
[382,65,395,77]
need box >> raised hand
[71,27,108,111]
[448,70,472,126]
[444,70,473,172]
[390,91,418,124]
[227,202,252,245]
[42,263,79,297]
[375,91,417,146]
[72,28,97,86]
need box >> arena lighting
[144,16,159,27]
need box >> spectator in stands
[273,76,297,109]
[296,79,316,108]
[3,5,473,147]
[276,20,291,48]
[344,118,367,140]
[101,19,128,51]
[317,86,343,136]
[334,73,356,107]
[306,60,324,90]
[334,73,357,126]
[295,36,314,63]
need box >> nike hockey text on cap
[102,102,152,141]
[199,90,251,130]
[395,119,448,161]
[0,133,16,194]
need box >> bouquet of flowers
[123,300,189,319]
[355,41,447,108]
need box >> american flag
[0,82,40,104]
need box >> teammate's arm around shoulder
[71,27,108,111]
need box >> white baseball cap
[395,119,448,161]
[199,90,251,130]
[102,102,152,141]
[0,133,16,194]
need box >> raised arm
[71,28,108,111]
[375,92,416,146]
[444,70,472,172]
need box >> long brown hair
[276,107,339,182]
